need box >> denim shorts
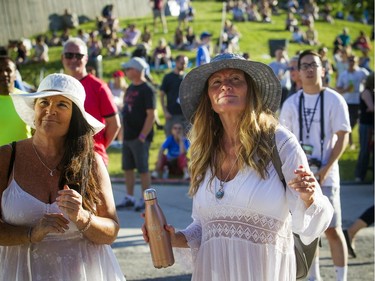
[321,185,342,228]
[122,139,151,173]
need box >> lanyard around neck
[298,90,325,161]
[301,94,320,140]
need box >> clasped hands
[28,185,89,243]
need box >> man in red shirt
[62,38,121,165]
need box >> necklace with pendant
[215,153,240,199]
[32,142,58,176]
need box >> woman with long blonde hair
[142,53,334,280]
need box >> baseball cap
[200,31,212,40]
[121,57,148,72]
[113,70,125,77]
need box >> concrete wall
[0,0,151,45]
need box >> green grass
[12,1,373,181]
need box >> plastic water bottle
[144,188,174,268]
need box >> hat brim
[10,91,105,135]
[179,59,281,123]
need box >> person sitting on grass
[152,122,190,180]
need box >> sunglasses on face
[64,53,85,60]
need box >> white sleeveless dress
[0,176,126,281]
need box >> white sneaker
[151,171,159,178]
[134,198,145,212]
[116,196,135,209]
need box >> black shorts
[122,139,151,173]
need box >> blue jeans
[355,123,374,180]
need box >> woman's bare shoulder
[0,139,30,168]
[0,143,13,165]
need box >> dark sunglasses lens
[64,53,84,60]
[64,53,74,59]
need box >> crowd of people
[0,1,373,280]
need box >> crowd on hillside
[2,0,374,158]
[4,0,373,74]
[1,0,373,160]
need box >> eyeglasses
[64,53,85,60]
[300,62,321,71]
[288,66,297,71]
[172,126,183,130]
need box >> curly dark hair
[58,104,101,214]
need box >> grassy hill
[11,1,374,181]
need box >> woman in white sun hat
[142,53,334,280]
[0,73,126,280]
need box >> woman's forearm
[171,231,189,248]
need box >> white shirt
[279,88,351,186]
[336,67,369,104]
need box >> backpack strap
[7,141,16,181]
[271,135,286,189]
[271,133,322,252]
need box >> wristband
[139,133,146,140]
[79,211,92,233]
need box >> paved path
[111,182,374,281]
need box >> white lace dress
[179,127,334,281]
[0,179,126,281]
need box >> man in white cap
[116,57,156,211]
[61,37,121,166]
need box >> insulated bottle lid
[144,188,157,200]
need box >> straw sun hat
[179,53,282,123]
[10,73,105,134]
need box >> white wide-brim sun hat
[10,73,105,135]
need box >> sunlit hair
[57,103,101,213]
[63,37,88,55]
[187,73,278,196]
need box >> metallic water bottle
[144,188,175,268]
